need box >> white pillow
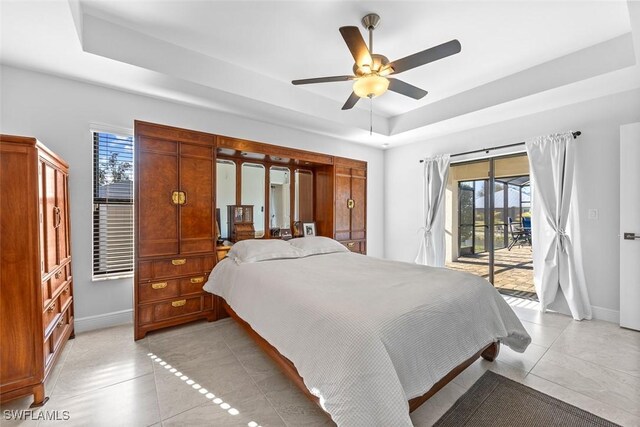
[289,236,349,256]
[228,239,304,264]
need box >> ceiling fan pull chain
[370,95,373,136]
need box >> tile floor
[446,246,535,294]
[2,296,639,427]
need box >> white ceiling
[1,1,639,148]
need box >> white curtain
[526,132,592,320]
[415,155,450,267]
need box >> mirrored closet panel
[241,162,265,238]
[269,166,291,231]
[216,160,236,240]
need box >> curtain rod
[419,131,581,163]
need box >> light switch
[587,208,599,220]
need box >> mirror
[216,160,236,240]
[269,167,291,232]
[241,163,265,238]
[295,169,313,222]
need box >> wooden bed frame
[223,301,501,415]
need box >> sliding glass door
[449,153,534,297]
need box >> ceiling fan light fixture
[353,74,389,98]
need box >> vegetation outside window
[92,131,134,279]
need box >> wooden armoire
[134,122,217,340]
[134,122,367,339]
[0,135,74,406]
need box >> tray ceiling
[1,1,639,148]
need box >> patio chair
[508,217,532,250]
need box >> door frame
[452,152,529,285]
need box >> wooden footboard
[223,301,500,415]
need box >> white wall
[0,65,384,329]
[385,88,640,321]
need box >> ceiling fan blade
[341,92,360,110]
[339,26,372,67]
[388,39,461,74]
[292,75,354,85]
[388,78,428,100]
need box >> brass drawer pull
[347,199,355,209]
[151,282,168,290]
[190,277,204,284]
[172,259,186,266]
[347,242,355,248]
[53,206,61,228]
[62,287,69,295]
[47,303,56,313]
[171,300,186,308]
[171,191,187,205]
[54,271,62,279]
[57,319,64,328]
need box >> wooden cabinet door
[137,137,179,258]
[1,143,39,389]
[351,170,366,240]
[41,161,59,275]
[178,142,215,254]
[334,167,352,240]
[55,170,70,263]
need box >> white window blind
[93,132,134,279]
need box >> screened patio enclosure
[445,153,535,299]
[458,176,530,255]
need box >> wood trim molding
[334,156,367,170]
[134,121,214,145]
[217,136,334,166]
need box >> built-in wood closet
[134,123,217,340]
[0,135,74,407]
[134,121,368,339]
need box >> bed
[203,238,531,426]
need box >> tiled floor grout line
[44,371,156,413]
[516,309,574,375]
[223,339,292,427]
[12,313,634,426]
[151,338,240,424]
[45,331,155,406]
[147,337,166,427]
[146,320,236,424]
[525,372,640,420]
[540,344,640,381]
[510,312,639,424]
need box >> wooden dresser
[0,135,74,407]
[134,122,218,340]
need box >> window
[92,131,134,279]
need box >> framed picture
[303,222,316,237]
[293,221,303,237]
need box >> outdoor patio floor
[446,246,535,295]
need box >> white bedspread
[204,253,531,426]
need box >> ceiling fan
[292,13,461,110]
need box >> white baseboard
[74,309,133,333]
[591,305,620,324]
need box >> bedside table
[216,245,232,262]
